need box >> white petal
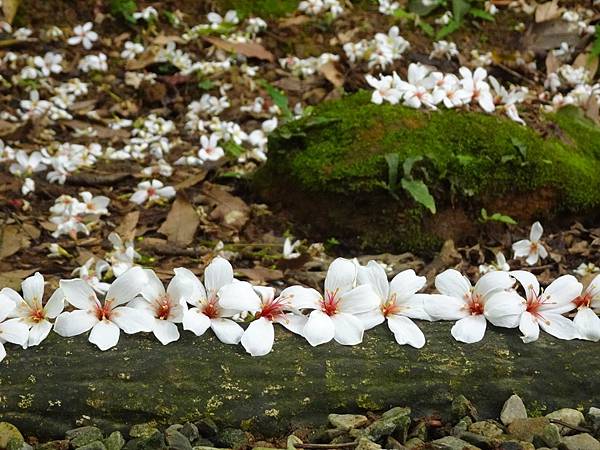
[110,306,154,333]
[324,258,357,296]
[451,314,487,343]
[0,319,29,346]
[28,320,52,346]
[435,269,471,299]
[275,313,307,334]
[89,320,120,350]
[130,190,148,204]
[210,318,244,344]
[387,315,426,348]
[218,281,261,312]
[44,288,65,319]
[106,266,147,306]
[281,285,321,310]
[519,311,539,343]
[539,312,578,340]
[332,312,365,345]
[399,294,432,321]
[241,317,274,356]
[512,240,531,258]
[204,256,234,293]
[510,270,540,297]
[0,343,5,362]
[574,307,600,341]
[60,279,98,310]
[474,271,513,301]
[540,275,581,313]
[484,291,525,328]
[338,284,380,314]
[356,261,389,300]
[389,269,426,299]
[525,251,540,266]
[530,221,543,242]
[140,269,166,301]
[53,310,98,336]
[356,310,385,330]
[0,290,18,321]
[302,310,335,346]
[182,308,211,336]
[153,319,180,345]
[172,268,206,306]
[22,272,44,306]
[423,294,468,320]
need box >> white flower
[33,52,63,76]
[397,64,436,109]
[78,53,108,72]
[9,150,46,176]
[121,41,144,60]
[129,269,188,345]
[0,299,29,362]
[570,274,600,341]
[198,134,224,161]
[424,269,514,343]
[479,252,510,274]
[430,40,459,60]
[225,285,318,356]
[283,238,301,259]
[574,263,599,278]
[54,267,154,350]
[504,271,580,343]
[67,22,98,50]
[428,72,470,108]
[356,262,431,348]
[133,6,158,22]
[459,66,495,113]
[21,177,35,195]
[288,257,380,346]
[366,74,401,105]
[0,272,65,347]
[108,232,139,277]
[72,258,111,294]
[130,179,176,205]
[512,221,548,266]
[181,257,255,344]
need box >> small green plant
[259,80,293,122]
[385,154,436,214]
[109,0,137,24]
[479,208,517,225]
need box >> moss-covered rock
[1,326,600,439]
[256,92,600,254]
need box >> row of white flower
[0,255,598,361]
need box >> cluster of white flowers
[78,53,108,72]
[298,0,344,18]
[343,27,410,69]
[279,53,340,78]
[367,63,528,124]
[48,192,110,239]
[1,252,599,361]
[378,0,400,16]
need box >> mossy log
[255,93,600,254]
[1,324,598,438]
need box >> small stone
[286,435,302,450]
[451,396,479,421]
[429,436,481,450]
[507,417,549,442]
[180,424,200,444]
[457,431,492,449]
[193,440,215,448]
[104,432,125,450]
[545,408,585,435]
[500,395,528,426]
[354,437,381,450]
[192,447,229,450]
[328,414,369,431]
[498,442,534,450]
[66,427,104,448]
[468,420,504,438]
[385,436,407,450]
[532,423,560,448]
[0,423,23,449]
[165,429,193,450]
[129,424,160,439]
[365,407,411,441]
[403,438,423,450]
[77,442,107,450]
[36,440,70,450]
[215,429,248,450]
[451,417,473,437]
[588,407,600,434]
[196,419,218,439]
[561,433,600,450]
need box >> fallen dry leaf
[0,268,36,290]
[175,171,207,190]
[0,120,21,137]
[545,51,560,75]
[237,266,284,283]
[523,20,581,54]
[0,224,32,260]
[201,183,250,232]
[319,61,344,88]
[203,36,275,62]
[114,211,140,241]
[535,0,562,23]
[2,0,20,24]
[573,52,598,79]
[158,196,200,247]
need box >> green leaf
[480,208,517,225]
[393,8,414,19]
[452,0,471,22]
[592,28,600,58]
[455,154,475,165]
[401,178,436,213]
[511,137,527,159]
[385,153,400,191]
[468,8,495,21]
[223,140,245,158]
[435,19,461,39]
[417,20,435,37]
[402,155,423,178]
[197,79,215,90]
[109,0,137,24]
[408,0,441,16]
[260,80,293,121]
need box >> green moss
[256,91,600,253]
[216,0,298,18]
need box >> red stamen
[573,292,592,309]
[320,288,340,316]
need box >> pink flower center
[95,300,113,320]
[147,187,157,196]
[257,295,289,321]
[465,292,484,315]
[156,295,172,320]
[573,292,592,309]
[201,294,220,319]
[320,288,340,316]
[30,308,45,323]
[381,293,402,317]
